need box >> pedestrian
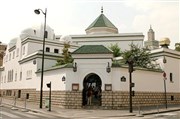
[87,86,93,105]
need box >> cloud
[124,0,155,11]
[129,1,179,48]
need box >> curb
[143,108,180,115]
[2,102,180,118]
[1,102,136,118]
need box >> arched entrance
[82,73,102,106]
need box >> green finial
[101,6,103,14]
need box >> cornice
[19,51,63,64]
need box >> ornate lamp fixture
[73,62,77,72]
[106,62,111,73]
[163,56,167,64]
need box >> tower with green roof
[85,7,118,34]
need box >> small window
[7,71,10,82]
[9,53,11,61]
[8,70,11,82]
[15,72,17,81]
[11,70,13,82]
[20,72,22,81]
[34,30,36,35]
[46,47,50,52]
[56,37,60,40]
[54,49,59,53]
[170,73,173,82]
[45,31,48,38]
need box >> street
[103,112,180,119]
[71,111,180,119]
[65,111,180,119]
[144,111,180,119]
[0,106,66,119]
[1,105,180,119]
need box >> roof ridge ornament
[101,6,103,14]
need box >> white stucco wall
[65,58,112,91]
[1,59,38,89]
[27,41,43,55]
[70,33,144,51]
[0,24,179,97]
[36,68,66,91]
[36,64,178,93]
[151,48,180,92]
[112,67,179,93]
[1,55,179,94]
[163,56,180,92]
[25,38,64,56]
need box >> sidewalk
[1,98,180,118]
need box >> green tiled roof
[72,45,113,54]
[86,14,118,30]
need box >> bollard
[136,102,144,117]
[21,97,28,112]
[156,102,159,114]
[155,101,160,117]
[11,97,18,110]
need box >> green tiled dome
[86,14,118,30]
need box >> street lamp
[34,8,47,109]
[46,82,51,111]
[126,59,134,113]
[163,71,167,109]
[162,55,167,109]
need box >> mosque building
[0,8,180,109]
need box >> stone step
[84,105,101,109]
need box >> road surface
[0,106,66,119]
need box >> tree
[109,43,121,57]
[122,43,157,69]
[175,43,180,52]
[56,43,73,66]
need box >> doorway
[82,73,102,106]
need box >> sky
[0,0,179,49]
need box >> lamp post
[46,82,51,111]
[34,8,47,109]
[126,59,134,113]
[163,56,167,109]
[163,72,167,109]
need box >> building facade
[0,10,180,109]
[0,43,7,66]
